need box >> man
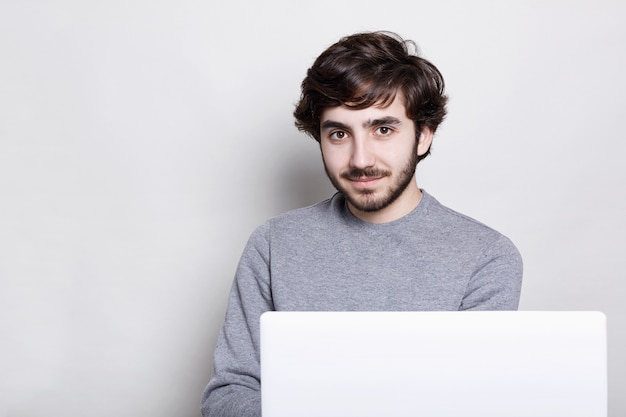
[201,31,522,417]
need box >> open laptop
[260,311,607,417]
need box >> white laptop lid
[260,311,607,417]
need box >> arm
[201,224,273,417]
[459,234,523,310]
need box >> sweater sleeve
[459,234,523,310]
[201,223,273,417]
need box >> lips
[344,176,385,190]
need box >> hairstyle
[294,31,448,160]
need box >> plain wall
[1,1,624,416]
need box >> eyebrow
[364,117,402,128]
[320,120,350,131]
[320,117,402,131]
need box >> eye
[375,126,393,136]
[329,130,347,140]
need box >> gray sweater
[201,191,523,417]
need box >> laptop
[260,311,607,417]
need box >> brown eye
[330,131,347,140]
[376,126,392,136]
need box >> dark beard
[322,141,419,213]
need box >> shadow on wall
[273,137,336,212]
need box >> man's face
[320,95,432,220]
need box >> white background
[1,1,624,416]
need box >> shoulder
[421,191,505,238]
[267,193,344,231]
[420,191,522,259]
[245,193,343,244]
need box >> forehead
[320,94,410,125]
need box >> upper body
[201,191,523,417]
[201,30,523,417]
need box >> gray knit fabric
[201,190,523,417]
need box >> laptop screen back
[260,311,607,417]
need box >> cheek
[384,143,415,164]
[321,146,345,170]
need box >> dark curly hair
[294,31,447,160]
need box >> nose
[350,136,375,169]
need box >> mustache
[341,167,391,180]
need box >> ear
[417,127,434,156]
